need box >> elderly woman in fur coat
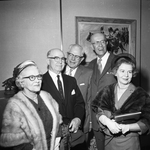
[0,60,62,150]
[91,53,150,150]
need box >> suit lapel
[74,66,83,80]
[99,53,114,79]
[45,72,64,103]
[90,59,99,84]
[62,74,69,105]
[91,54,114,84]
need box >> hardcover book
[114,112,141,124]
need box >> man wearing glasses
[86,33,117,150]
[64,44,93,148]
[41,48,85,150]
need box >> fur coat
[0,90,62,150]
[91,83,150,135]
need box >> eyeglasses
[48,56,66,63]
[92,40,106,45]
[67,52,83,60]
[22,74,43,81]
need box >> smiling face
[47,49,65,74]
[115,63,133,86]
[91,33,107,58]
[20,66,42,93]
[66,45,84,69]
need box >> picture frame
[76,16,136,63]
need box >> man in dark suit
[64,44,93,146]
[41,48,85,150]
[87,33,117,150]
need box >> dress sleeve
[137,121,148,135]
[95,109,114,136]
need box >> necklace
[22,91,38,104]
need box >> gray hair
[68,44,84,56]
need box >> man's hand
[69,118,81,133]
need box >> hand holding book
[114,112,141,124]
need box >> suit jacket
[87,52,117,130]
[65,65,93,103]
[41,72,85,125]
[64,65,93,133]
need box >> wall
[141,0,150,93]
[0,0,61,90]
[0,0,150,93]
[62,0,140,61]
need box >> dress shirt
[97,51,110,72]
[65,65,77,77]
[48,70,64,91]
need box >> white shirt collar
[97,51,109,61]
[48,70,64,89]
[66,65,77,77]
[48,70,61,78]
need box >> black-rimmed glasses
[48,56,66,63]
[22,74,43,81]
[67,52,83,60]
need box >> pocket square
[80,83,85,86]
[71,89,75,95]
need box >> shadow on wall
[132,73,140,87]
[140,68,150,92]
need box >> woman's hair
[14,60,37,89]
[111,53,138,77]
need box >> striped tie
[57,75,64,100]
[69,68,73,76]
[98,58,102,73]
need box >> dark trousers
[93,130,105,150]
[70,141,87,150]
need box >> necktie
[57,75,64,100]
[69,68,73,76]
[98,58,102,73]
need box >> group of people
[0,32,150,150]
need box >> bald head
[66,44,84,69]
[90,33,106,44]
[47,48,65,74]
[47,48,65,58]
[68,44,84,57]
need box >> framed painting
[76,16,136,63]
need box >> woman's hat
[13,60,36,78]
[111,53,136,70]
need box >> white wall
[141,0,150,93]
[1,0,149,93]
[0,0,61,89]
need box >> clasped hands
[99,115,130,134]
[69,117,81,133]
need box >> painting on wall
[76,17,136,63]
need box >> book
[114,112,142,124]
